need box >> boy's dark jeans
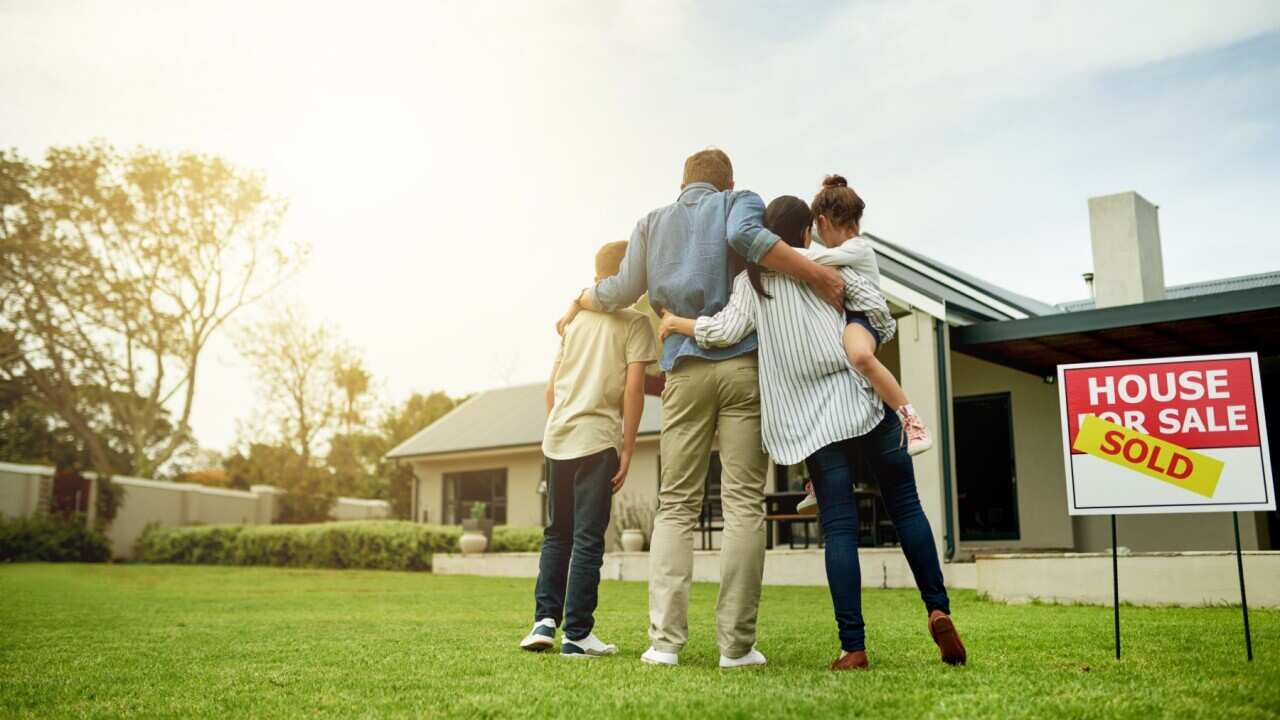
[804,407,950,652]
[534,447,617,641]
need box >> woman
[659,184,966,670]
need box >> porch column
[894,309,953,563]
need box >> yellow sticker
[1073,415,1225,498]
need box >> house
[387,191,1279,567]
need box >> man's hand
[555,296,582,336]
[808,264,845,311]
[610,451,631,494]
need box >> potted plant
[616,496,654,552]
[460,502,492,555]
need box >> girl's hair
[810,174,864,232]
[747,195,812,299]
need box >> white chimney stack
[1087,191,1166,308]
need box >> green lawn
[1,564,1277,719]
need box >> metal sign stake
[1232,512,1253,662]
[1111,514,1120,660]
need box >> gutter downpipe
[934,315,956,561]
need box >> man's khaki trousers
[648,353,768,658]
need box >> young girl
[662,175,932,515]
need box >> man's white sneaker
[796,491,819,515]
[898,407,934,456]
[720,646,767,669]
[640,647,678,666]
[520,618,557,652]
[561,633,617,658]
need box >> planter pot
[459,531,488,555]
[462,518,494,542]
[621,528,645,552]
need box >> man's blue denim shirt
[593,182,781,372]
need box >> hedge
[0,515,111,563]
[136,521,544,571]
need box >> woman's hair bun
[821,174,848,189]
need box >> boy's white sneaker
[898,406,934,456]
[640,647,678,666]
[561,632,617,658]
[720,646,768,669]
[796,491,819,515]
[520,618,557,652]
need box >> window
[955,393,1020,542]
[442,468,508,525]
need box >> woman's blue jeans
[805,406,951,652]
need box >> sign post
[1058,352,1274,661]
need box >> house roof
[385,383,664,460]
[866,234,1062,323]
[1056,271,1280,312]
[951,283,1280,376]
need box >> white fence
[0,461,391,559]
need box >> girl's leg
[804,439,865,653]
[843,324,909,410]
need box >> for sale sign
[1058,353,1274,515]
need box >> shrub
[136,521,464,571]
[491,526,543,553]
[0,515,111,563]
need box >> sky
[3,1,1279,454]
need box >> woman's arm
[658,313,696,340]
[693,272,758,348]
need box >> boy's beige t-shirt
[542,308,658,461]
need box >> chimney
[1087,191,1166,308]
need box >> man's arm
[578,219,649,314]
[727,190,844,310]
[611,361,647,494]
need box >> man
[556,149,843,667]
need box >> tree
[235,305,340,466]
[224,443,335,523]
[379,391,462,519]
[0,144,304,523]
[334,357,372,437]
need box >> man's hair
[595,241,628,278]
[682,148,733,191]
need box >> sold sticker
[1072,415,1224,498]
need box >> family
[523,149,966,671]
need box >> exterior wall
[411,437,662,538]
[948,354,1267,554]
[977,551,1279,608]
[332,497,392,521]
[949,352,1075,551]
[108,477,277,559]
[1072,512,1263,553]
[0,465,47,518]
[890,311,949,563]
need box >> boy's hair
[810,174,865,231]
[747,195,812,299]
[682,148,733,191]
[595,241,628,278]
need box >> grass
[1,564,1278,719]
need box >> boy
[520,240,658,658]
